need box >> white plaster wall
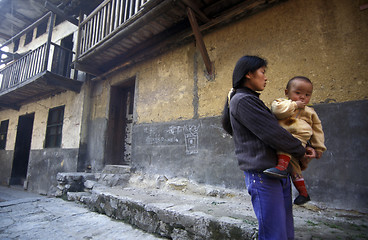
[16,20,77,54]
[0,88,85,151]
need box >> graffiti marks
[144,124,200,155]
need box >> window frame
[45,106,65,148]
[24,30,34,46]
[0,119,9,150]
[36,20,48,38]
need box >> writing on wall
[144,124,200,155]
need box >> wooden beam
[45,72,82,93]
[181,0,210,23]
[73,62,103,76]
[0,32,12,40]
[0,102,20,111]
[44,12,55,72]
[44,1,79,26]
[187,7,213,75]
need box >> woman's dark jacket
[229,88,306,171]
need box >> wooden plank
[187,7,213,75]
[44,12,55,72]
[0,102,20,111]
[45,71,82,93]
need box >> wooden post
[74,11,84,80]
[44,12,55,72]
[186,7,213,76]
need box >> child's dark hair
[286,76,312,90]
[221,55,267,135]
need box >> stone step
[67,191,92,202]
[94,173,131,187]
[54,172,96,197]
[83,185,257,240]
[74,183,368,240]
[60,173,368,240]
[102,165,131,174]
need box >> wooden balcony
[0,42,82,111]
[75,0,282,77]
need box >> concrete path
[0,186,167,240]
[1,183,368,240]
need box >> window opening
[45,106,65,148]
[55,15,63,26]
[24,30,33,46]
[13,39,20,52]
[0,119,9,149]
[36,20,48,38]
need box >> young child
[263,76,327,205]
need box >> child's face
[285,79,313,105]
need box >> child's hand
[305,146,316,159]
[296,101,306,109]
[316,151,323,159]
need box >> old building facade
[0,0,367,212]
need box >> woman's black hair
[221,55,267,135]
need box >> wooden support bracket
[187,7,213,76]
[0,102,20,111]
[182,0,210,23]
[360,4,368,11]
[45,1,79,26]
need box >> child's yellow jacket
[271,98,327,153]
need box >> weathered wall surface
[0,89,85,190]
[0,18,82,192]
[27,148,79,195]
[304,100,368,212]
[91,0,368,127]
[0,90,84,150]
[132,117,241,187]
[85,81,110,172]
[0,150,13,185]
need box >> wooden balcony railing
[78,0,151,57]
[0,43,74,92]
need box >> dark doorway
[10,113,34,185]
[105,79,135,166]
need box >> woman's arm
[233,95,305,158]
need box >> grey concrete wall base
[0,150,13,185]
[132,117,242,189]
[27,148,79,195]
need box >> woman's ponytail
[221,88,236,135]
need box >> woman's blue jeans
[244,171,294,240]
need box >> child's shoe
[294,195,311,205]
[263,167,288,178]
